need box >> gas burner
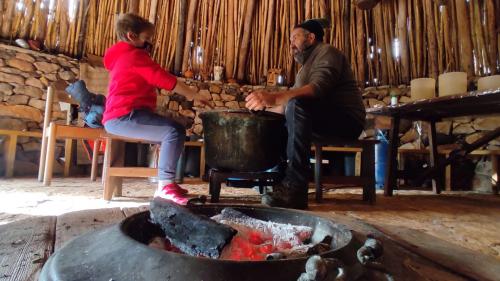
[208,168,283,202]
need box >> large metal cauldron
[39,205,356,281]
[200,110,287,172]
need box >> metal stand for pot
[208,169,283,203]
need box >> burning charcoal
[212,208,313,249]
[265,253,285,260]
[150,198,237,259]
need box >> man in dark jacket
[245,19,366,209]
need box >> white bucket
[410,78,435,101]
[477,75,500,91]
[438,72,467,97]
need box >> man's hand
[245,90,280,111]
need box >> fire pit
[40,205,386,281]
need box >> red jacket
[102,41,177,123]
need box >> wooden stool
[312,138,378,203]
[102,135,205,201]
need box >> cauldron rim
[119,204,354,263]
[199,109,285,119]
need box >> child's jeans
[104,109,186,181]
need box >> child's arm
[172,80,196,100]
[134,53,212,107]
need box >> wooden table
[367,88,500,196]
[1,206,498,280]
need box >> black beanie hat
[294,18,330,42]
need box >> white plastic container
[477,75,500,91]
[410,78,436,101]
[438,72,467,97]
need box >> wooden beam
[455,0,474,76]
[128,0,140,14]
[374,224,500,281]
[38,86,55,182]
[397,0,410,84]
[424,0,438,79]
[149,0,159,24]
[181,0,198,74]
[0,216,56,280]
[174,0,188,75]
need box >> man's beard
[293,42,313,64]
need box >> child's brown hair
[116,13,154,41]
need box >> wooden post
[236,0,256,82]
[492,154,498,195]
[384,117,400,196]
[43,123,57,186]
[424,0,438,79]
[128,0,140,14]
[225,0,235,80]
[174,0,188,75]
[149,0,159,24]
[397,0,409,84]
[181,0,198,74]
[486,0,498,74]
[63,107,73,177]
[4,134,17,178]
[38,86,55,182]
[455,0,474,76]
[361,142,376,203]
[428,121,441,194]
[91,139,101,181]
[314,143,323,203]
[262,0,275,76]
[355,7,366,85]
[1,0,15,38]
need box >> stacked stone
[156,79,287,136]
[0,45,79,175]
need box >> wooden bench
[312,139,378,203]
[102,135,205,201]
[398,148,499,194]
[0,129,42,177]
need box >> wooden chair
[312,138,378,203]
[40,62,110,185]
[38,84,104,186]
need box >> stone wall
[155,80,287,136]
[0,44,79,175]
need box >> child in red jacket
[103,13,210,205]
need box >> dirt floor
[1,177,499,261]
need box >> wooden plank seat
[312,138,378,203]
[0,129,43,177]
[101,134,205,201]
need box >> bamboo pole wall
[0,0,498,86]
